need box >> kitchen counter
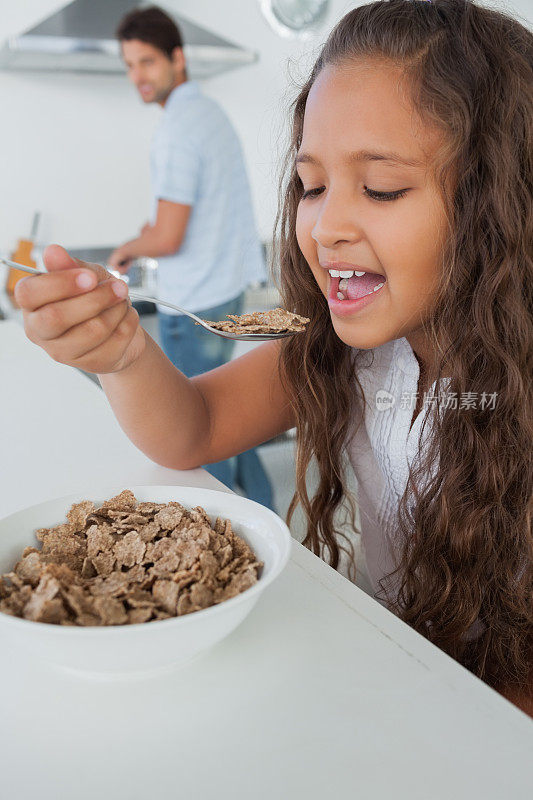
[0,319,531,800]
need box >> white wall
[0,0,531,253]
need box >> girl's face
[295,61,448,361]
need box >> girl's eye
[300,185,410,201]
[301,186,325,200]
[364,186,409,202]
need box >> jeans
[158,294,274,510]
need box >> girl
[15,0,532,712]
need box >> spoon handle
[0,258,43,277]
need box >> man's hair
[116,5,183,58]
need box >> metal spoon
[0,258,303,341]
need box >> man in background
[109,6,273,509]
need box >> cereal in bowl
[0,490,263,626]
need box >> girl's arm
[14,245,295,472]
[99,334,296,470]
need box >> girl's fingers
[41,243,84,273]
[16,243,143,375]
[42,244,110,284]
[70,307,142,373]
[24,278,129,342]
[15,245,114,312]
[43,300,133,363]
[15,268,99,312]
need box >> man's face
[121,39,184,106]
[295,61,448,363]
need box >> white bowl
[0,486,292,678]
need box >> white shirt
[150,81,266,314]
[344,337,447,603]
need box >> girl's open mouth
[327,271,386,315]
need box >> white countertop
[0,319,531,800]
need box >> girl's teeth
[373,282,385,292]
[328,269,364,278]
[337,292,345,300]
[338,278,349,291]
[328,268,373,278]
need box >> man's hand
[108,245,134,273]
[108,221,156,271]
[15,244,145,374]
[109,201,191,273]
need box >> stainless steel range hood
[0,0,257,79]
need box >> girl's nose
[311,194,362,248]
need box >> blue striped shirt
[150,81,266,314]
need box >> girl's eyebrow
[296,149,423,168]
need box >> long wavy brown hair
[274,0,532,692]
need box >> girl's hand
[14,244,146,374]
